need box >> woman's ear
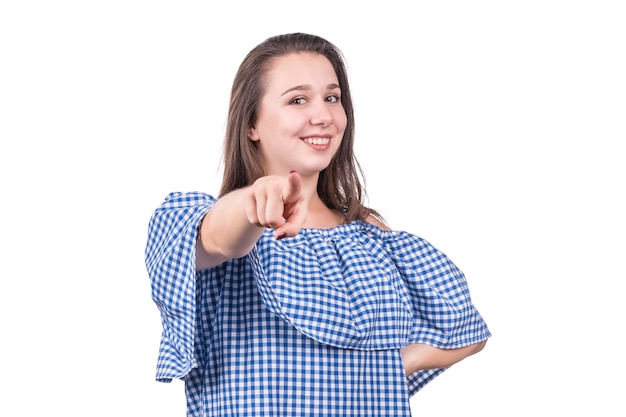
[247,126,260,141]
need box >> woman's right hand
[197,171,308,270]
[245,171,307,240]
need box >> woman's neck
[302,195,345,229]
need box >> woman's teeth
[303,137,330,145]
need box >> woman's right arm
[196,187,265,270]
[196,172,307,270]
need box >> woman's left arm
[401,340,487,376]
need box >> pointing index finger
[282,170,302,204]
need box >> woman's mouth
[302,137,330,146]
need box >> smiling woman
[247,52,346,178]
[144,32,491,417]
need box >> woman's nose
[309,99,333,127]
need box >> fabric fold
[249,222,490,352]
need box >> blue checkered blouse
[145,192,491,416]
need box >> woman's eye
[290,97,306,105]
[326,95,340,103]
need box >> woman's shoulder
[365,214,390,231]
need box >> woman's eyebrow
[281,83,341,96]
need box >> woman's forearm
[401,340,487,376]
[197,187,265,270]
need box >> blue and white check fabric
[145,192,491,416]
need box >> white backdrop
[1,1,624,415]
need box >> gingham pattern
[145,192,491,416]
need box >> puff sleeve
[144,192,216,382]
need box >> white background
[1,1,624,415]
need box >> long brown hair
[219,32,382,223]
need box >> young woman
[145,32,491,416]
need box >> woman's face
[248,52,347,177]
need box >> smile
[302,137,330,145]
